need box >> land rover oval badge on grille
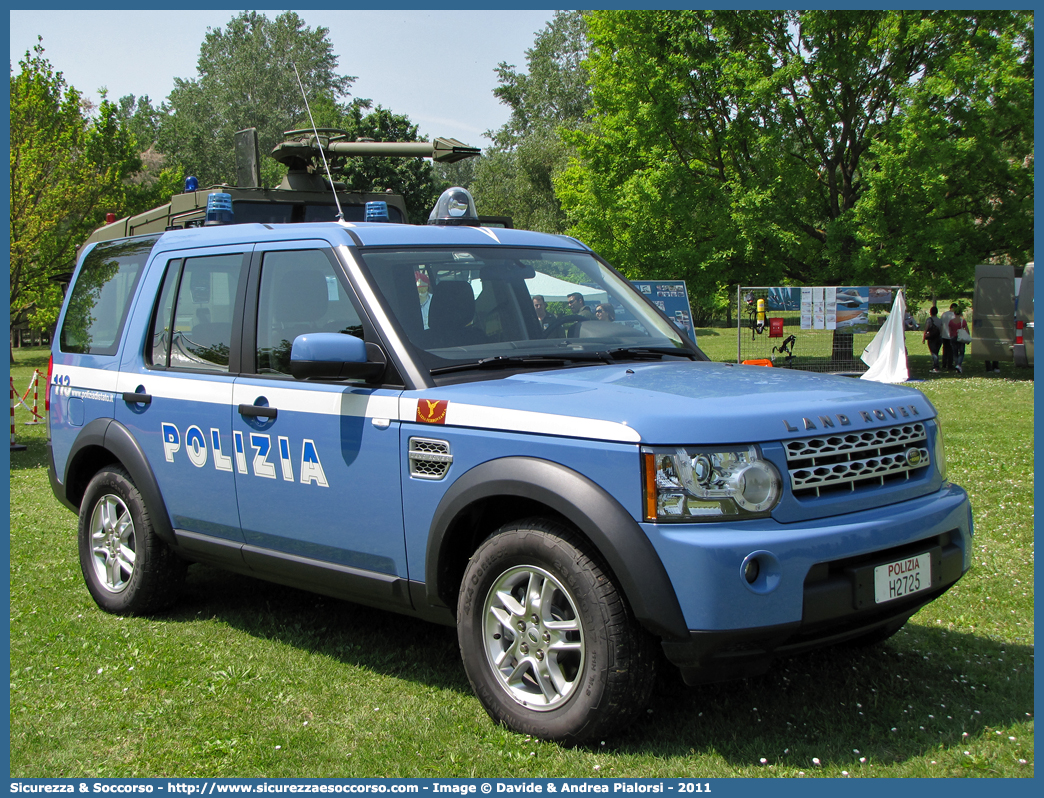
[905,448,923,467]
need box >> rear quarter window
[59,237,159,355]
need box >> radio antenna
[292,61,345,222]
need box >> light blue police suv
[48,186,972,743]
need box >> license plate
[874,552,931,604]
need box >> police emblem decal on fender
[417,399,449,424]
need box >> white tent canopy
[524,273,608,304]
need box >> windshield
[357,247,694,373]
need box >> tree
[10,40,141,349]
[471,11,592,232]
[157,11,356,189]
[853,15,1034,297]
[557,10,1033,299]
[433,156,478,193]
[117,94,162,152]
[114,94,186,218]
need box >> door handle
[122,392,152,405]
[238,403,277,419]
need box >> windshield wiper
[430,347,698,375]
[430,352,614,375]
[606,346,699,361]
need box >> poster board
[627,280,696,338]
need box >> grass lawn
[8,345,1034,778]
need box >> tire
[77,466,186,615]
[457,518,657,743]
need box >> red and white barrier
[10,370,43,451]
[11,370,44,424]
[10,378,26,451]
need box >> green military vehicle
[81,128,485,247]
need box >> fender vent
[409,437,452,480]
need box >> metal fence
[736,285,906,373]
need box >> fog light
[740,551,782,595]
[743,558,760,584]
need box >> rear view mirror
[290,333,386,381]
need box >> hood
[411,361,935,445]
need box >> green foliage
[491,10,592,134]
[110,94,188,219]
[560,10,1033,296]
[433,157,478,193]
[854,14,1034,295]
[471,11,591,232]
[123,165,186,220]
[117,94,162,151]
[10,40,141,336]
[156,11,356,188]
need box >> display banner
[766,286,800,311]
[772,285,870,334]
[835,287,870,334]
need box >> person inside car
[532,295,556,330]
[567,292,593,318]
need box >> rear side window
[149,254,245,372]
[59,237,158,355]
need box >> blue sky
[9,9,557,147]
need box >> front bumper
[643,484,972,681]
[661,533,964,684]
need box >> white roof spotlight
[428,186,479,226]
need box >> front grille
[409,437,452,480]
[784,423,930,499]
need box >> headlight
[642,445,782,522]
[933,420,947,482]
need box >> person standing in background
[923,305,942,373]
[939,302,957,370]
[948,306,970,374]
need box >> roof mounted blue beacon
[428,186,480,226]
[184,176,199,193]
[365,201,390,222]
[204,192,234,225]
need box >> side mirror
[290,333,386,381]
